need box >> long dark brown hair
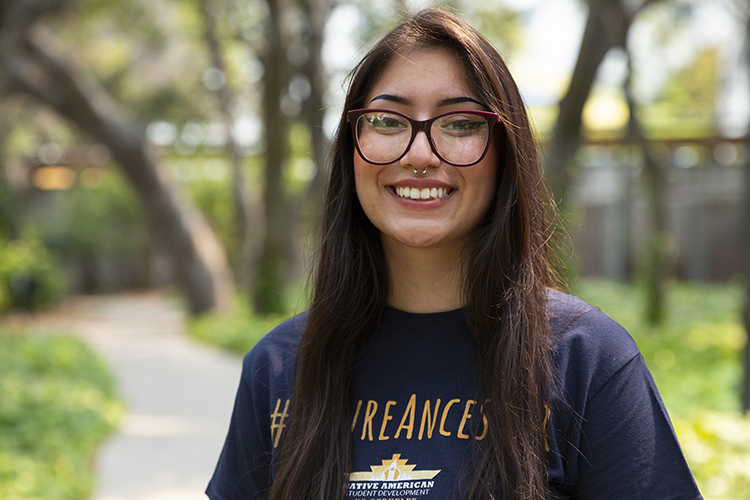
[270,9,553,500]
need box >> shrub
[0,236,66,312]
[0,327,124,500]
[188,296,289,355]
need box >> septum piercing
[412,167,428,175]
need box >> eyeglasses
[348,108,500,167]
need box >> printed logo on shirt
[348,454,440,499]
[270,395,490,448]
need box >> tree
[0,0,235,315]
[622,48,669,325]
[253,0,294,314]
[546,0,666,304]
[743,121,750,412]
[198,0,254,288]
[741,2,750,414]
[546,0,642,205]
[0,111,18,240]
[298,0,331,208]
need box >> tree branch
[4,31,234,314]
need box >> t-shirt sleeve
[205,316,301,500]
[576,353,702,499]
[205,350,274,500]
[547,292,702,499]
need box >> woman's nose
[400,130,441,171]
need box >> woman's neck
[383,238,466,313]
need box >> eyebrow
[369,93,486,108]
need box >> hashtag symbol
[270,398,290,448]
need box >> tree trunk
[299,0,331,207]
[623,50,668,325]
[3,32,234,315]
[742,7,750,414]
[546,0,626,204]
[544,0,660,288]
[254,0,292,315]
[0,110,19,240]
[298,0,331,254]
[198,0,254,287]
[546,0,660,204]
[743,286,750,412]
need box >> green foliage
[656,47,717,114]
[182,168,239,264]
[674,412,750,500]
[39,168,150,281]
[0,236,66,312]
[254,251,288,315]
[579,280,749,499]
[53,0,213,125]
[189,294,290,355]
[446,0,522,53]
[0,327,124,500]
[643,47,718,137]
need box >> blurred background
[1,0,749,499]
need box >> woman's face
[353,47,498,256]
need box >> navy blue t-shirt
[206,291,702,499]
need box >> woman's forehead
[364,47,480,106]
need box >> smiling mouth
[393,186,453,201]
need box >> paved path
[36,293,243,500]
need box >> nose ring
[412,166,428,175]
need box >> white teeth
[395,186,450,200]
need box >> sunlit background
[1,0,749,499]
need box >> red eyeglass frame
[347,108,500,167]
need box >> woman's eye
[442,119,484,131]
[367,115,407,130]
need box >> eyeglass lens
[355,111,490,166]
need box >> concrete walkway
[37,293,243,500]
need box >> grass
[189,280,750,499]
[0,326,124,500]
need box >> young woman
[207,9,702,500]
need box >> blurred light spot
[713,142,739,166]
[653,348,676,370]
[292,158,316,182]
[174,160,197,181]
[233,115,261,150]
[88,144,112,166]
[289,73,311,102]
[705,477,729,496]
[8,239,31,260]
[287,42,309,66]
[147,121,177,147]
[80,167,105,189]
[582,95,629,131]
[204,123,228,148]
[672,146,700,168]
[38,143,62,164]
[32,166,76,190]
[686,327,710,352]
[241,57,264,84]
[181,122,205,147]
[281,94,302,116]
[203,67,226,91]
[202,159,229,181]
